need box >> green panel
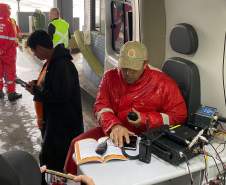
[71,35,78,49]
[74,31,104,77]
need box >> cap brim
[118,58,144,70]
[1,150,42,185]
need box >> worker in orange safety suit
[0,3,22,101]
[64,41,187,175]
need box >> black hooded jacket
[33,44,84,171]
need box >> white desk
[76,139,226,185]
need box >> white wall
[165,0,226,116]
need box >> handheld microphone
[128,112,138,121]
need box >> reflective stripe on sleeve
[0,78,3,81]
[97,108,114,122]
[7,81,14,84]
[160,113,169,125]
[0,35,17,41]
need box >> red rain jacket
[0,4,16,58]
[94,65,187,136]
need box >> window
[111,1,133,53]
[92,0,105,35]
[95,0,100,31]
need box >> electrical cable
[203,142,209,184]
[209,142,226,185]
[212,133,225,157]
[150,132,165,143]
[222,31,226,107]
[220,123,226,133]
[121,132,165,160]
[218,142,226,155]
[212,133,226,161]
[204,155,208,184]
[183,154,193,185]
[210,155,221,175]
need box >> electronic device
[14,78,30,88]
[160,124,199,147]
[139,119,152,164]
[11,72,31,88]
[187,105,221,139]
[124,135,138,150]
[193,106,218,128]
[140,124,203,166]
[95,138,109,155]
[45,169,85,185]
[128,112,138,121]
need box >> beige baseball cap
[118,41,148,70]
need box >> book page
[102,139,127,160]
[97,136,110,143]
[77,139,101,160]
[75,138,105,164]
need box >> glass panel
[112,2,132,53]
[100,0,105,35]
[95,0,100,31]
[124,4,133,42]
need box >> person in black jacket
[0,150,95,185]
[25,30,84,175]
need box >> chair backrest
[162,23,201,124]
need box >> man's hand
[127,108,142,128]
[74,175,95,185]
[110,124,135,148]
[67,46,72,52]
[40,167,95,185]
[0,51,2,56]
[40,165,47,173]
[25,80,35,95]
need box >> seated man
[64,41,187,175]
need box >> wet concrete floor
[0,46,98,162]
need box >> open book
[75,136,127,165]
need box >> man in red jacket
[64,41,187,175]
[0,3,22,101]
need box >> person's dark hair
[27,29,53,50]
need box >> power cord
[209,142,226,185]
[179,152,193,185]
[222,31,226,107]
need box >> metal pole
[17,0,20,12]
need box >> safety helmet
[7,4,11,10]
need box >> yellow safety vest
[50,19,69,48]
[11,18,19,44]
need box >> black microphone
[128,112,138,121]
